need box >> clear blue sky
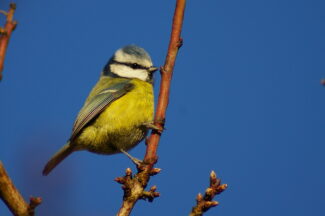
[1,0,325,215]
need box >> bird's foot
[120,149,143,167]
[142,121,165,133]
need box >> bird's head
[103,45,158,82]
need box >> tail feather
[42,142,75,176]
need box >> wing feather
[69,80,134,141]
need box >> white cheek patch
[110,64,149,81]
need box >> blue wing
[69,80,134,141]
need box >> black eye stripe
[111,60,148,70]
[130,63,144,69]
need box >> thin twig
[28,197,42,216]
[0,161,42,216]
[0,3,17,81]
[189,171,227,216]
[115,0,186,215]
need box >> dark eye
[131,63,141,69]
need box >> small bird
[43,45,158,176]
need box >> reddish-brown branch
[143,0,185,164]
[0,3,17,81]
[0,161,41,216]
[116,0,186,215]
[189,171,227,216]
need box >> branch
[189,171,227,216]
[0,3,17,81]
[115,0,186,215]
[0,161,42,216]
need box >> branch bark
[115,0,186,215]
[189,171,227,216]
[0,161,42,216]
[0,4,42,215]
[0,3,17,81]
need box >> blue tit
[43,45,158,176]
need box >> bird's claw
[142,121,165,133]
[120,149,143,166]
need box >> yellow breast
[76,78,154,154]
